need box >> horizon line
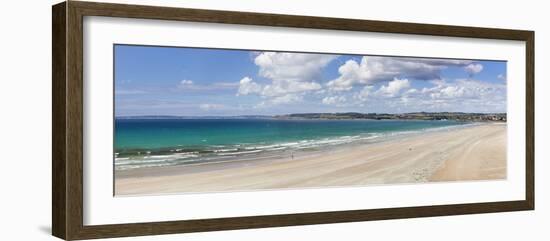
[115,111,507,118]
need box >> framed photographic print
[52,1,534,240]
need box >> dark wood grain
[66,1,85,240]
[52,1,535,240]
[52,2,67,239]
[73,201,530,240]
[72,1,532,40]
[525,32,535,209]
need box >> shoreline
[115,123,506,196]
[115,122,475,175]
[114,121,476,171]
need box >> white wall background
[0,0,547,240]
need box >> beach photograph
[114,45,507,196]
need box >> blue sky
[114,45,507,116]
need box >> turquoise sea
[114,118,469,170]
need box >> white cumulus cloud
[254,52,336,82]
[465,63,484,74]
[237,77,262,96]
[438,86,466,98]
[326,58,372,91]
[261,81,321,97]
[237,52,336,105]
[327,56,474,92]
[376,78,411,97]
[354,85,375,102]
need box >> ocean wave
[216,149,263,156]
[213,148,239,153]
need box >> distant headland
[274,112,506,122]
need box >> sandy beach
[115,123,506,196]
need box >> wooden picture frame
[52,1,534,240]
